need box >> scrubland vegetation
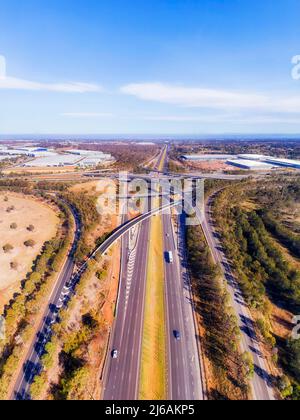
[0,197,74,399]
[211,175,300,399]
[187,224,251,400]
[73,143,159,172]
[28,183,119,400]
[30,250,118,400]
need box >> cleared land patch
[0,192,59,309]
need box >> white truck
[167,251,174,264]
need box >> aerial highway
[163,213,204,400]
[160,147,204,400]
[11,145,276,401]
[103,218,150,399]
[103,148,164,400]
[103,150,167,400]
[103,145,205,400]
[11,187,178,400]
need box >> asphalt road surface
[104,146,205,401]
[163,212,204,400]
[103,219,150,400]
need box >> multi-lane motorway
[163,213,204,400]
[103,148,165,400]
[161,146,204,400]
[103,219,150,400]
[103,146,205,400]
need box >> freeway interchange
[103,145,204,400]
[11,145,275,401]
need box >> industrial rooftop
[182,153,300,170]
[0,146,114,168]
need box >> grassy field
[139,211,167,400]
[0,192,59,310]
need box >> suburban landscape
[1,0,300,407]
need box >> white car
[112,350,118,359]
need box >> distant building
[227,159,275,170]
[0,146,51,157]
[237,154,272,161]
[264,157,300,169]
[66,149,112,160]
[66,149,88,156]
[24,154,80,167]
[23,150,113,168]
[78,157,112,167]
[182,154,235,161]
[183,152,300,171]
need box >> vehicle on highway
[166,251,173,264]
[112,350,118,359]
[174,330,181,341]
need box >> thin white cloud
[143,114,300,124]
[143,115,221,122]
[0,76,102,93]
[121,82,300,114]
[62,112,114,118]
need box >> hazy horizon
[1,133,300,142]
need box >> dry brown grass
[3,166,76,175]
[0,192,58,310]
[69,180,107,195]
[186,160,239,172]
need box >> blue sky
[0,0,300,135]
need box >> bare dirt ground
[69,180,111,195]
[3,166,77,175]
[185,160,239,172]
[70,178,116,196]
[0,192,59,310]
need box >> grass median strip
[139,211,167,400]
[158,147,167,172]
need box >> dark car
[174,330,181,341]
